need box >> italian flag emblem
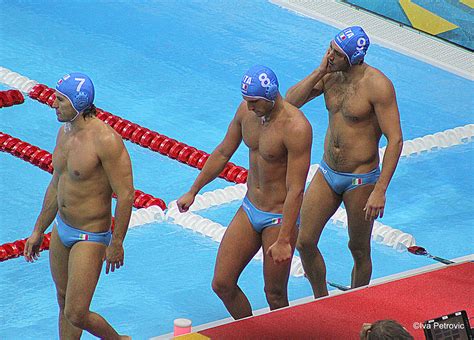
[271,218,282,225]
[352,178,362,185]
[79,234,89,241]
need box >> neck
[65,114,91,133]
[262,96,282,123]
[341,62,365,77]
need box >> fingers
[364,206,370,221]
[364,205,384,221]
[24,244,40,263]
[32,250,40,261]
[177,200,189,213]
[105,258,124,274]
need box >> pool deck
[270,0,474,80]
[152,254,473,339]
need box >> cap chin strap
[63,110,82,133]
[68,110,82,122]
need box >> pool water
[0,0,473,338]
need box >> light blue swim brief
[318,159,380,195]
[55,214,112,248]
[242,196,300,233]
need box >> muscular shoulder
[235,100,249,120]
[283,102,312,144]
[94,120,126,158]
[364,65,396,103]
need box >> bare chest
[324,78,373,122]
[242,118,286,162]
[52,136,100,181]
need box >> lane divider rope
[0,67,248,184]
[0,90,24,108]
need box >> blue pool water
[1,1,473,339]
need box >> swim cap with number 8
[241,65,279,101]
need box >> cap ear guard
[350,50,366,65]
[265,82,278,101]
[74,91,90,112]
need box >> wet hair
[82,104,97,119]
[368,320,414,340]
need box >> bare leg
[261,224,297,310]
[63,241,123,339]
[343,185,376,288]
[297,172,342,298]
[211,208,262,319]
[49,227,83,340]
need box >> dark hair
[368,320,414,340]
[82,104,97,119]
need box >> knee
[56,290,66,310]
[264,285,286,306]
[211,276,236,298]
[296,236,316,255]
[64,304,87,329]
[348,241,370,262]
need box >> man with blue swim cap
[241,64,279,103]
[334,26,370,66]
[56,72,95,120]
[286,26,403,298]
[178,65,312,319]
[24,72,134,339]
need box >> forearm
[33,183,58,234]
[278,188,304,242]
[376,138,403,192]
[190,150,230,195]
[111,192,134,243]
[285,68,325,108]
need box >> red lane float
[28,84,248,184]
[0,233,51,262]
[0,219,117,262]
[0,90,24,108]
[0,131,166,210]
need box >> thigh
[49,226,70,298]
[65,241,107,311]
[343,185,375,247]
[261,225,297,290]
[213,207,262,284]
[299,171,342,243]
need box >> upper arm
[50,126,64,190]
[284,117,312,190]
[97,129,134,197]
[372,76,402,141]
[214,102,244,159]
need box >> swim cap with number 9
[334,26,370,65]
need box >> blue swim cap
[56,72,95,113]
[334,26,370,65]
[241,65,279,101]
